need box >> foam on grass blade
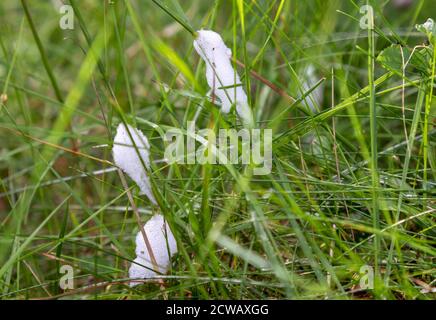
[129,214,177,286]
[416,18,436,43]
[113,123,156,205]
[301,64,324,113]
[193,30,254,127]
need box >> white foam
[128,214,177,286]
[112,123,156,204]
[193,30,254,127]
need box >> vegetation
[0,0,434,299]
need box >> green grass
[0,0,435,299]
